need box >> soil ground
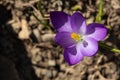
[0,0,120,80]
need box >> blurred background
[0,0,120,80]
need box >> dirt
[0,0,120,80]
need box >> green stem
[32,12,51,30]
[99,42,120,53]
[96,0,120,53]
[95,0,103,23]
[37,0,44,17]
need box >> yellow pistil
[71,32,81,41]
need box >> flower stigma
[71,32,81,41]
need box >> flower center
[71,32,81,41]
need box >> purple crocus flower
[50,11,107,65]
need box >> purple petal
[50,11,72,32]
[77,37,98,56]
[55,32,76,48]
[71,12,86,34]
[86,23,107,41]
[64,46,83,65]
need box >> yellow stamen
[71,33,81,41]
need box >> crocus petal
[77,37,98,56]
[71,12,86,34]
[64,46,83,65]
[86,23,107,41]
[55,32,76,48]
[50,11,72,32]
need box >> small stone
[86,17,94,25]
[41,33,55,42]
[60,64,66,71]
[48,60,56,66]
[18,19,30,39]
[52,70,57,77]
[31,28,41,43]
[46,70,52,78]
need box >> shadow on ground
[0,4,40,80]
